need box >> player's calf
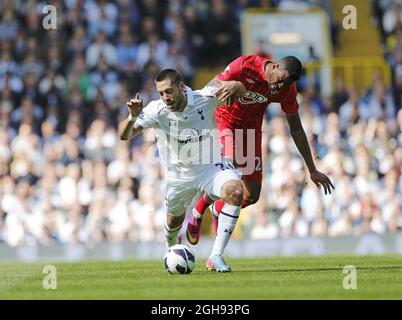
[193,193,214,216]
[217,180,243,242]
[210,202,219,234]
[208,180,243,271]
[165,213,185,248]
[241,179,262,207]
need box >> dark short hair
[155,69,183,85]
[279,56,302,83]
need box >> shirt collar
[183,86,194,112]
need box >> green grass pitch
[1,255,402,299]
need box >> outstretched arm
[205,77,246,104]
[286,112,335,194]
[119,93,145,140]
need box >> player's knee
[221,180,243,206]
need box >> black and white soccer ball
[163,244,196,274]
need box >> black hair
[279,56,302,83]
[155,69,183,85]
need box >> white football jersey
[135,86,223,176]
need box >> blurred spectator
[11,96,44,131]
[203,0,239,66]
[85,0,118,39]
[160,45,194,83]
[67,26,90,59]
[136,0,167,34]
[365,82,396,121]
[86,31,118,68]
[331,78,349,114]
[89,56,120,102]
[382,0,402,36]
[0,10,19,41]
[136,32,169,69]
[116,31,138,71]
[338,88,368,132]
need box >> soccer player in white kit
[119,69,245,272]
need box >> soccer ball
[163,244,196,274]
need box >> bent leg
[209,179,243,268]
[211,177,262,219]
[165,211,185,248]
[193,193,214,216]
[165,178,197,248]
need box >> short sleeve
[135,102,159,129]
[198,84,217,97]
[216,56,246,81]
[281,84,299,114]
[195,86,221,110]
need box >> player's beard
[166,100,176,110]
[165,97,178,111]
[167,93,185,112]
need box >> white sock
[165,224,182,248]
[210,203,241,257]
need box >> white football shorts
[165,158,241,216]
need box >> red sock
[195,193,211,214]
[214,199,225,214]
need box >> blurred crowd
[0,0,400,246]
[244,85,402,239]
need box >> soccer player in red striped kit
[186,55,335,249]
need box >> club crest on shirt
[239,91,268,104]
[197,109,205,120]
